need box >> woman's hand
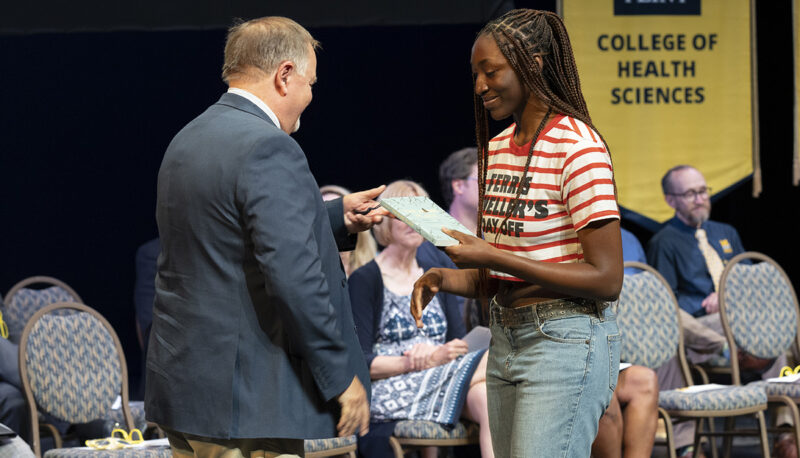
[404,343,438,371]
[430,338,469,367]
[441,228,496,269]
[411,269,443,328]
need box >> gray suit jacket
[145,93,370,440]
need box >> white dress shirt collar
[226,88,281,130]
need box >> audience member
[439,147,479,235]
[320,185,378,277]
[349,180,492,458]
[133,237,159,351]
[620,227,646,273]
[648,165,745,319]
[0,297,31,445]
[592,366,659,458]
[0,423,34,458]
[132,237,159,400]
[437,147,483,329]
[648,165,792,458]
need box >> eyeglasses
[667,187,712,200]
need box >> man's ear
[274,60,294,96]
[664,194,678,210]
[451,179,464,197]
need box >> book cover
[379,196,473,247]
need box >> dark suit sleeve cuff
[325,198,357,251]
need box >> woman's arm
[369,339,470,379]
[347,262,383,370]
[369,355,412,380]
[442,218,623,301]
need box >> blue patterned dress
[370,288,486,426]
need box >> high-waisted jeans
[486,298,621,458]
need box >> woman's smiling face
[471,34,527,121]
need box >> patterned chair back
[18,302,133,457]
[719,252,800,368]
[3,277,82,340]
[616,262,682,370]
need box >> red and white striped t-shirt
[483,115,619,281]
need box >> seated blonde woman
[320,184,378,277]
[348,180,492,458]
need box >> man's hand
[336,376,370,437]
[441,228,495,269]
[702,292,719,315]
[430,339,469,367]
[342,185,391,233]
[412,269,443,328]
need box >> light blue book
[379,196,473,247]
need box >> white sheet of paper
[76,438,171,450]
[678,383,728,393]
[767,373,800,383]
[619,362,632,371]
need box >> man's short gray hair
[222,16,320,83]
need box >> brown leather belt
[489,296,608,327]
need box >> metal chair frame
[388,420,479,458]
[717,252,800,457]
[18,302,135,457]
[620,262,770,458]
[5,276,83,307]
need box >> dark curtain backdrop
[1,0,797,393]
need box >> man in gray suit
[146,16,384,457]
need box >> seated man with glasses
[648,165,793,458]
[648,165,733,321]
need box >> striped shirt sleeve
[561,139,619,231]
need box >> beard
[685,204,710,227]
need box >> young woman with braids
[412,9,623,457]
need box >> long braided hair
[473,9,613,301]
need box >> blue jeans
[486,300,620,458]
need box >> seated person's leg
[680,310,726,364]
[462,352,493,458]
[591,393,623,458]
[356,421,398,458]
[0,381,31,445]
[616,366,658,458]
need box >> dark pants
[356,421,397,458]
[0,382,30,445]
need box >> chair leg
[693,419,704,458]
[756,410,770,458]
[773,396,800,458]
[658,409,677,458]
[389,437,405,458]
[722,416,735,458]
[707,416,719,458]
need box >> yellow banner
[561,0,758,224]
